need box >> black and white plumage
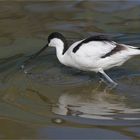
[22,32,140,86]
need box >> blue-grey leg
[98,68,118,88]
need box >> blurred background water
[0,0,140,139]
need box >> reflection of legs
[93,78,103,91]
[92,73,108,92]
[98,68,118,87]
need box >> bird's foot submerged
[98,68,118,90]
[93,77,118,93]
[107,81,118,89]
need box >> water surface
[0,1,140,139]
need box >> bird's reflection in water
[52,85,140,120]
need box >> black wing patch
[73,35,111,53]
[101,44,126,58]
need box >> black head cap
[48,32,66,43]
[48,32,68,54]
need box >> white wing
[72,41,117,59]
[63,40,117,70]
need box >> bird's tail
[130,47,140,56]
[122,44,140,56]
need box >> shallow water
[0,1,140,139]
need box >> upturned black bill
[21,43,49,68]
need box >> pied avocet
[21,32,140,87]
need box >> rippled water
[0,1,140,139]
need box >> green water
[0,1,140,139]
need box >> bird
[21,32,140,87]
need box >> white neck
[50,38,65,64]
